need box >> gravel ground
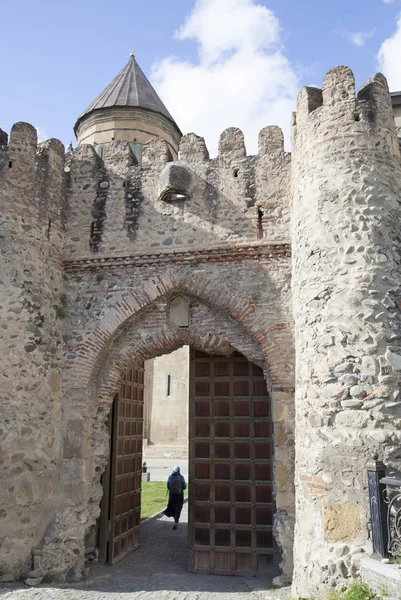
[1,504,289,600]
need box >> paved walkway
[143,458,189,482]
[1,504,288,600]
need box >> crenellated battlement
[178,133,209,163]
[62,124,291,258]
[293,67,400,162]
[1,66,399,266]
[2,64,401,589]
[0,122,66,225]
[291,67,401,597]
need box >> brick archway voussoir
[68,272,291,391]
[97,328,238,404]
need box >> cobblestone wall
[46,253,294,581]
[1,65,400,595]
[0,121,294,581]
[64,125,290,259]
[291,67,401,595]
[0,124,65,573]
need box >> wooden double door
[100,350,274,575]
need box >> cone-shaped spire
[75,54,177,129]
[74,54,182,158]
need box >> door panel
[100,365,144,565]
[189,350,274,575]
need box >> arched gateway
[58,283,294,581]
[3,55,399,596]
[100,348,273,575]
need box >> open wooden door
[99,364,144,565]
[189,350,274,575]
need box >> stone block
[63,420,85,459]
[335,410,370,428]
[322,498,361,542]
[273,402,288,422]
[298,507,315,536]
[274,421,288,445]
[275,461,289,492]
[169,296,189,327]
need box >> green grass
[342,583,374,600]
[322,583,375,600]
[140,482,188,520]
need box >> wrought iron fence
[367,453,401,558]
[381,476,401,556]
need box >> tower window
[167,374,171,397]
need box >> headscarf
[172,465,180,474]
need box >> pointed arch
[64,272,293,394]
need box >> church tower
[74,52,182,162]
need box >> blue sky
[1,0,400,154]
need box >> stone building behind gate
[1,52,401,597]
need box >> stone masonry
[0,62,400,598]
[291,69,401,594]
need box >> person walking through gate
[164,466,186,529]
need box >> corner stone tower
[74,52,182,161]
[291,67,401,595]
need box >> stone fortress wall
[58,123,294,583]
[292,68,401,594]
[64,125,290,260]
[391,91,401,138]
[0,119,294,581]
[0,124,65,577]
[0,66,400,596]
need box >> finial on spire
[130,43,135,58]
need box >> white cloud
[342,28,375,47]
[383,0,395,4]
[378,13,401,90]
[151,0,299,155]
[35,126,49,143]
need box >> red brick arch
[60,274,295,581]
[96,305,265,406]
[66,272,293,395]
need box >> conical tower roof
[74,53,179,133]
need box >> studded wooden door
[100,365,144,565]
[189,350,274,575]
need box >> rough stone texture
[0,125,65,574]
[0,65,400,597]
[291,67,401,596]
[321,499,361,542]
[64,126,290,258]
[0,116,294,583]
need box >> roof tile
[76,55,177,126]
